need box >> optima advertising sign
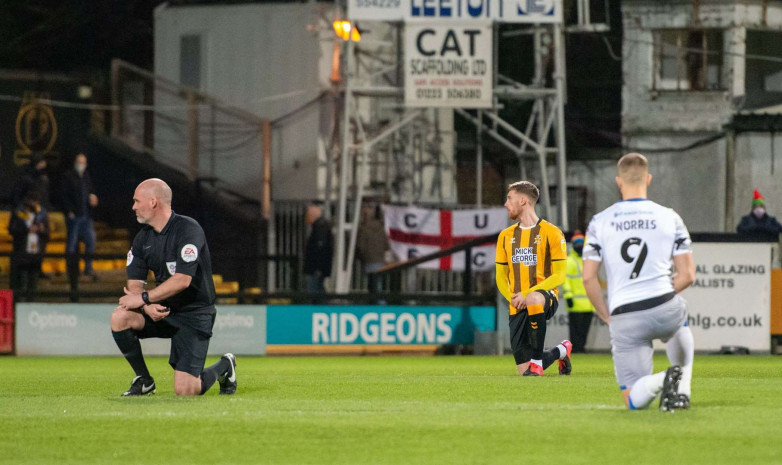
[15,304,267,355]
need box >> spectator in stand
[12,154,51,209]
[356,204,391,300]
[303,202,333,296]
[8,190,49,302]
[62,153,99,280]
[736,189,782,236]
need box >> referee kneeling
[112,178,236,396]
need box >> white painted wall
[154,3,457,203]
[621,1,739,135]
[155,2,332,200]
[539,135,726,233]
[616,1,782,232]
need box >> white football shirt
[583,198,692,313]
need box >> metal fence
[110,59,271,216]
[270,200,498,295]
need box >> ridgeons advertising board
[266,305,496,348]
[15,304,494,356]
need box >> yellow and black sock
[527,304,547,362]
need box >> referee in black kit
[112,178,236,396]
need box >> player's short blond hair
[617,153,649,184]
[508,181,539,204]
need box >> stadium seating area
[0,209,244,302]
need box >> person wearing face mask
[736,189,782,236]
[62,152,99,281]
[8,190,49,302]
[561,231,595,353]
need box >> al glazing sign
[348,0,562,23]
[405,22,493,108]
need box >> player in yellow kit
[495,181,572,376]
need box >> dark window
[180,35,202,89]
[744,30,782,107]
[654,29,724,91]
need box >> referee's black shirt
[126,212,216,317]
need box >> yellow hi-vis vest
[562,249,595,313]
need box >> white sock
[530,359,542,368]
[556,344,566,359]
[666,325,694,397]
[628,371,666,410]
[678,364,693,397]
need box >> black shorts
[137,310,216,377]
[508,290,559,365]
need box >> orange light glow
[333,20,360,42]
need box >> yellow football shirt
[495,219,567,315]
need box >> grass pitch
[1,354,780,464]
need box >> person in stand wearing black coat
[736,189,782,236]
[8,190,49,302]
[303,202,333,296]
[12,153,51,209]
[61,153,99,279]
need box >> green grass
[1,354,781,464]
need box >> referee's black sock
[112,329,151,379]
[199,358,231,395]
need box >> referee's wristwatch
[141,291,152,306]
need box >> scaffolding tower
[329,0,608,293]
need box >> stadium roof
[738,103,782,116]
[729,103,782,132]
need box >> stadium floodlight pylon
[330,1,605,293]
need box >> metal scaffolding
[330,3,607,293]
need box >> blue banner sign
[267,305,495,345]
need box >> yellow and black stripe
[495,219,567,315]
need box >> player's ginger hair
[617,153,649,185]
[508,181,539,204]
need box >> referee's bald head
[136,178,172,206]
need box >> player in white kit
[582,153,696,412]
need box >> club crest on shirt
[534,234,541,245]
[166,261,177,276]
[512,247,537,266]
[126,249,133,267]
[181,244,198,263]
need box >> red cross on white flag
[382,205,509,271]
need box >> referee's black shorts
[508,290,559,365]
[137,310,216,377]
